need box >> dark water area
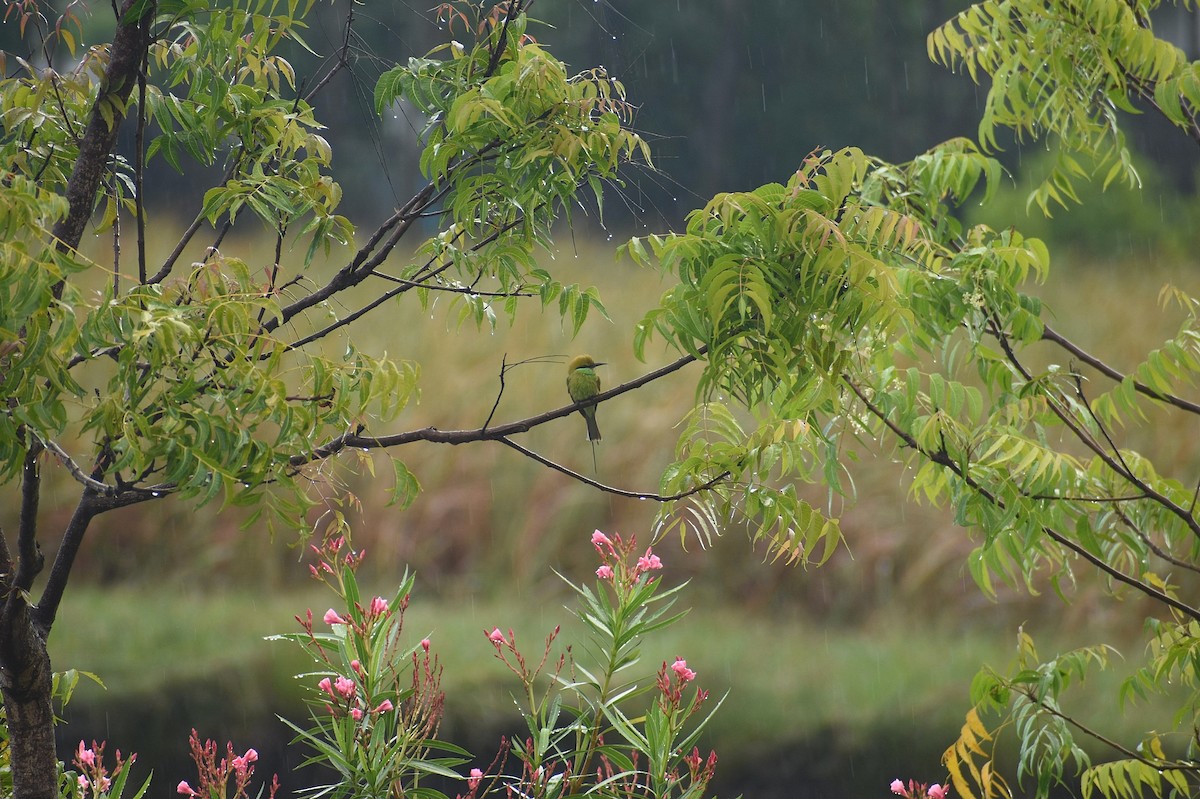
[56,683,1054,799]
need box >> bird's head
[567,354,604,373]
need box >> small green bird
[566,354,604,442]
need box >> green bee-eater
[566,354,604,442]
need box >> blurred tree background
[3,0,1199,795]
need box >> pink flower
[671,657,696,682]
[323,608,346,625]
[350,707,363,720]
[891,779,906,795]
[370,596,389,616]
[488,627,506,645]
[232,754,249,773]
[177,781,199,796]
[374,699,394,713]
[468,767,484,790]
[421,638,431,652]
[596,565,614,580]
[243,748,258,763]
[78,775,90,791]
[318,677,334,696]
[637,549,663,572]
[334,675,356,698]
[591,530,611,548]
[77,741,96,766]
[927,785,947,799]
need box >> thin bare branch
[302,0,357,104]
[1041,322,1200,415]
[497,436,729,501]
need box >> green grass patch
[51,583,1176,767]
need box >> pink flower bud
[243,748,258,763]
[323,608,345,625]
[596,565,614,580]
[373,699,394,713]
[468,767,484,790]
[370,596,389,616]
[318,677,334,696]
[77,741,96,766]
[591,530,611,547]
[488,627,506,645]
[420,638,431,652]
[177,781,199,796]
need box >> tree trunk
[6,0,151,786]
[1,602,55,799]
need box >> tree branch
[288,351,703,469]
[993,321,1200,543]
[31,491,99,637]
[48,0,150,257]
[13,444,38,590]
[497,436,729,500]
[1041,323,1200,416]
[281,215,523,353]
[845,377,1200,622]
[302,0,357,104]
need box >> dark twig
[302,0,356,104]
[1041,323,1200,415]
[497,436,728,501]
